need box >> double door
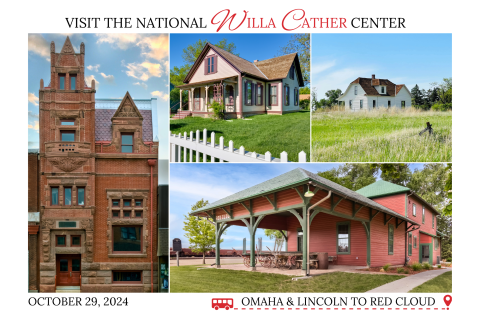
[56,254,81,286]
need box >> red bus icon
[212,298,233,310]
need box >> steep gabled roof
[111,91,143,120]
[356,180,410,198]
[182,43,304,86]
[351,77,398,96]
[190,168,419,225]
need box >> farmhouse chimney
[372,74,375,79]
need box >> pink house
[175,43,305,119]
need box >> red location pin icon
[443,295,452,307]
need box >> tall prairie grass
[312,108,452,162]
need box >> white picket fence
[170,129,307,163]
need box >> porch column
[362,221,371,268]
[205,86,209,112]
[302,206,308,270]
[238,75,243,118]
[240,215,265,271]
[190,89,194,111]
[179,89,182,110]
[215,222,221,268]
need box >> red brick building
[37,37,158,293]
[28,149,40,292]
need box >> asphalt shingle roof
[191,168,419,225]
[356,180,410,198]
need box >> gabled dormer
[109,92,148,153]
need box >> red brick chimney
[372,74,375,79]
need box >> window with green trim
[432,213,435,229]
[412,204,416,217]
[422,206,425,224]
[414,235,417,248]
[388,224,394,255]
[297,228,303,252]
[435,238,439,250]
[408,232,412,256]
[336,222,350,254]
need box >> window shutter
[260,84,263,105]
[268,84,271,106]
[204,58,207,75]
[214,55,218,73]
[245,81,248,105]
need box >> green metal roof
[190,168,419,225]
[356,180,410,198]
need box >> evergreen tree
[410,84,423,106]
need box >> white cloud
[313,67,375,98]
[28,93,39,106]
[96,34,168,62]
[85,75,99,87]
[100,72,115,84]
[122,60,162,81]
[133,82,148,90]
[87,64,100,72]
[28,34,50,61]
[151,91,169,101]
[311,60,336,75]
[28,121,39,132]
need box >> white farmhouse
[337,75,411,111]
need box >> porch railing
[170,129,307,163]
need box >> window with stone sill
[113,226,142,253]
[135,200,143,207]
[112,271,142,284]
[56,235,66,247]
[51,187,59,206]
[64,187,72,206]
[59,74,66,90]
[135,211,142,218]
[112,210,120,218]
[77,187,85,206]
[121,133,134,153]
[61,130,75,142]
[71,235,81,247]
[61,120,75,126]
[112,199,120,207]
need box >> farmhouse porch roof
[190,168,419,225]
[176,76,237,88]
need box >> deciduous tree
[278,34,310,84]
[183,199,223,264]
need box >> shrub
[422,262,432,270]
[382,263,391,271]
[411,262,422,271]
[397,267,404,274]
[299,99,310,110]
[446,257,452,262]
[404,269,410,274]
[208,101,225,120]
[431,103,452,111]
[437,265,442,269]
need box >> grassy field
[409,271,452,293]
[311,108,452,162]
[170,111,310,162]
[170,266,404,293]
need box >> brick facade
[37,37,158,293]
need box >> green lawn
[170,111,310,162]
[311,109,452,162]
[170,266,404,293]
[409,271,452,293]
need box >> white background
[1,0,475,318]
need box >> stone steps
[56,286,81,293]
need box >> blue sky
[170,163,425,250]
[311,34,452,98]
[170,33,304,72]
[28,33,170,159]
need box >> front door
[56,254,81,286]
[194,88,201,110]
[421,245,430,263]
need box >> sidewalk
[366,268,452,293]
